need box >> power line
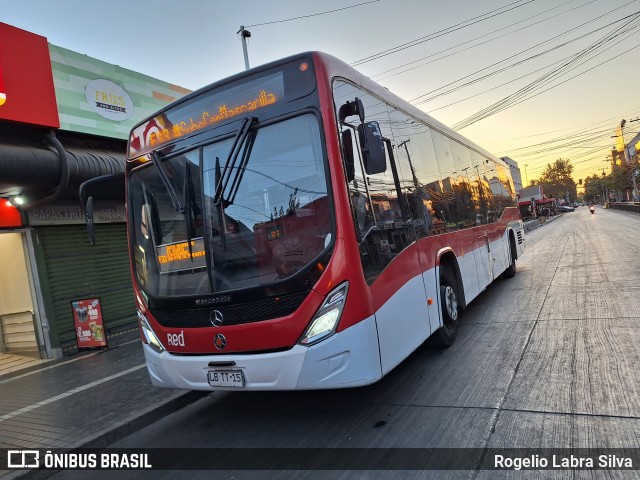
[410,5,639,105]
[453,38,640,130]
[485,105,640,158]
[373,0,592,81]
[451,13,640,130]
[350,0,535,66]
[245,0,380,28]
[499,112,639,180]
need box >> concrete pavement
[2,204,640,479]
[0,340,205,479]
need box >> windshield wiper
[151,152,183,212]
[214,116,256,207]
[214,157,226,250]
[183,161,194,261]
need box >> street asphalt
[3,205,640,479]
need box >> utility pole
[612,119,639,201]
[620,119,627,163]
[237,26,251,71]
[398,139,419,189]
[461,166,471,185]
[630,118,640,201]
[524,164,528,186]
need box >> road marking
[0,364,146,423]
[0,352,100,384]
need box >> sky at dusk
[3,0,639,188]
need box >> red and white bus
[123,52,525,390]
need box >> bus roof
[310,52,506,168]
[130,51,506,169]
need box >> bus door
[474,229,493,291]
[472,171,494,291]
[340,119,432,375]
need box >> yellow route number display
[157,237,207,274]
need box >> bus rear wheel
[433,269,459,347]
[502,237,517,278]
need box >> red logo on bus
[213,334,227,350]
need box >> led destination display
[129,72,284,158]
[128,58,316,159]
[156,237,206,274]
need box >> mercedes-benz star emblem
[210,310,224,327]
[214,333,227,350]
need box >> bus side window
[335,80,416,283]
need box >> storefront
[0,22,190,358]
[0,202,44,357]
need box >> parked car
[559,205,575,212]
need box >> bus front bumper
[142,315,382,391]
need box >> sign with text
[51,44,190,139]
[156,237,207,274]
[84,79,134,122]
[27,202,125,226]
[72,298,107,349]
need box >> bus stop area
[0,341,204,480]
[522,208,562,231]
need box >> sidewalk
[523,212,562,231]
[0,340,205,479]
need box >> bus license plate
[207,370,245,388]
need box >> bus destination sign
[129,72,285,158]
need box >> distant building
[626,132,640,162]
[488,176,510,196]
[501,156,523,196]
[611,147,625,168]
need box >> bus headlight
[299,282,349,346]
[138,311,166,354]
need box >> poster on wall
[72,298,107,349]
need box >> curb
[524,214,562,232]
[2,390,207,480]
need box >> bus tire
[433,269,459,347]
[502,237,517,279]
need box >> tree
[584,160,639,203]
[606,161,637,194]
[584,174,605,203]
[538,158,577,201]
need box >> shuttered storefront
[34,223,136,353]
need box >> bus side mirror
[341,130,355,182]
[79,172,125,244]
[358,121,387,175]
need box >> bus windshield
[129,113,332,297]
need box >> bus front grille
[151,291,309,328]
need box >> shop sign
[85,79,133,122]
[0,23,59,127]
[51,44,191,140]
[27,203,125,226]
[72,298,107,349]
